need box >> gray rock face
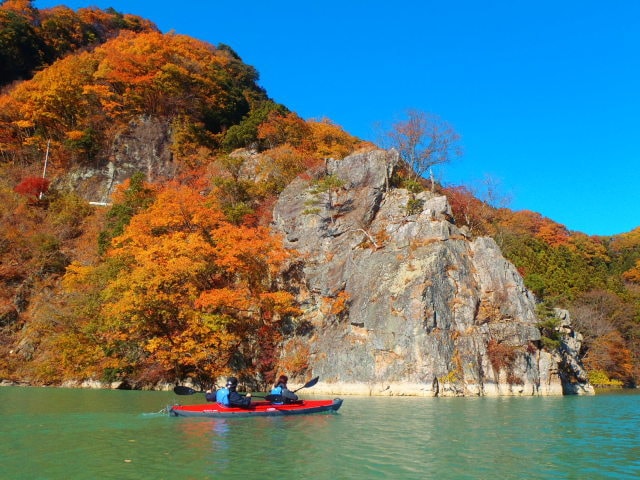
[273,149,593,396]
[59,116,175,204]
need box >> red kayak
[169,398,343,418]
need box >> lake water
[1,387,639,479]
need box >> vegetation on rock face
[384,109,462,183]
[0,2,638,389]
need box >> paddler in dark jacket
[270,375,298,404]
[226,376,252,408]
[205,376,251,408]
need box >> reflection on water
[1,388,640,479]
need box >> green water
[1,387,639,479]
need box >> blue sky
[34,1,640,236]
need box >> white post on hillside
[40,140,50,200]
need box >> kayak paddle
[173,385,205,395]
[173,386,258,397]
[293,376,319,392]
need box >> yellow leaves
[568,232,610,263]
[61,261,93,289]
[145,313,238,375]
[13,119,34,129]
[65,130,85,141]
[610,226,640,252]
[9,50,99,138]
[307,118,369,159]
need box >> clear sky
[34,0,640,236]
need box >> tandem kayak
[169,398,343,418]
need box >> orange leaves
[329,291,350,316]
[114,182,222,242]
[257,111,312,150]
[92,31,247,120]
[584,330,634,384]
[1,23,267,169]
[196,288,253,314]
[498,210,544,236]
[623,261,640,283]
[89,181,298,381]
[499,209,574,248]
[536,221,570,248]
[259,291,300,318]
[209,223,289,276]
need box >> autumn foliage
[0,2,372,388]
[14,176,49,200]
[0,0,157,87]
[60,181,299,385]
[443,184,640,386]
[0,3,638,390]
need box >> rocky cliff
[59,117,176,204]
[272,149,593,396]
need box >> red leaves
[14,176,50,200]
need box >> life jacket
[270,385,285,404]
[216,387,230,406]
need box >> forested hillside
[0,0,157,87]
[0,1,638,390]
[444,188,640,386]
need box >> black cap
[226,376,238,387]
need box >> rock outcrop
[272,149,593,396]
[59,116,175,204]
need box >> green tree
[97,172,155,254]
[0,6,43,84]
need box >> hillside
[0,2,639,392]
[0,0,158,87]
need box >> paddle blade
[173,385,199,395]
[303,376,320,389]
[293,376,320,392]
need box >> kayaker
[204,384,224,403]
[206,376,251,408]
[270,375,299,404]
